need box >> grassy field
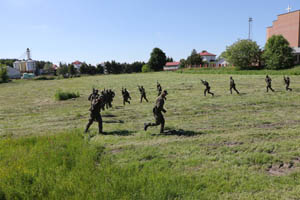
[1,72,300,199]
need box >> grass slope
[0,72,300,199]
[177,66,300,75]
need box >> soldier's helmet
[162,90,168,95]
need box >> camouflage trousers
[204,87,214,96]
[285,84,292,91]
[140,94,148,102]
[85,113,103,133]
[145,111,165,133]
[266,84,274,92]
[230,85,240,94]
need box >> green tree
[166,57,174,62]
[68,64,77,77]
[0,64,9,83]
[43,63,54,74]
[0,59,17,67]
[148,48,167,71]
[262,35,294,70]
[57,63,68,77]
[186,49,203,66]
[96,64,104,74]
[179,59,186,68]
[142,64,152,73]
[224,39,261,70]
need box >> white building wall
[164,65,179,71]
[202,55,216,62]
[26,61,36,72]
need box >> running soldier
[121,88,131,105]
[138,85,149,103]
[144,90,168,133]
[107,89,115,108]
[201,80,214,96]
[265,75,275,92]
[88,88,99,104]
[157,81,162,96]
[284,76,292,91]
[85,96,104,134]
[229,76,240,94]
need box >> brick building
[267,10,300,63]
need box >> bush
[223,39,261,70]
[34,76,55,81]
[55,90,80,101]
[0,64,9,83]
[263,35,294,70]
[142,64,152,73]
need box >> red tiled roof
[72,61,82,65]
[199,51,216,56]
[165,62,180,66]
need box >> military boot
[144,123,149,131]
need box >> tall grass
[0,131,284,199]
[55,90,80,101]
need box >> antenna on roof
[248,17,253,40]
[286,4,292,13]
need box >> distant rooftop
[165,62,180,66]
[199,51,216,56]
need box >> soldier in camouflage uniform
[157,81,162,96]
[229,76,240,94]
[265,75,275,92]
[138,85,149,103]
[144,90,168,133]
[122,88,131,105]
[201,80,214,96]
[85,96,104,134]
[284,76,292,91]
[107,89,115,108]
[88,88,99,104]
[100,89,106,111]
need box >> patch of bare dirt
[206,141,244,147]
[267,158,300,176]
[256,120,300,129]
[110,148,123,154]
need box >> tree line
[221,35,295,70]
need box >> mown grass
[177,65,300,75]
[0,72,300,199]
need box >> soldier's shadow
[103,120,124,124]
[102,114,117,117]
[152,129,206,137]
[103,130,133,136]
[238,92,247,96]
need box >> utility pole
[248,17,253,40]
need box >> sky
[0,0,299,65]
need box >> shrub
[263,35,294,70]
[55,90,80,101]
[34,76,55,81]
[142,64,152,73]
[223,39,261,70]
[0,64,9,83]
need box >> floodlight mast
[248,17,253,40]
